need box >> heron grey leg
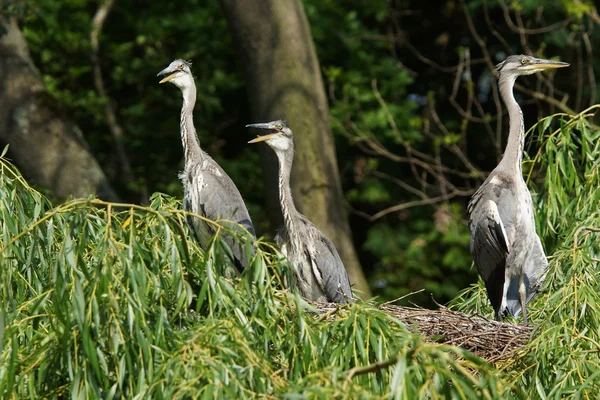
[519,272,528,325]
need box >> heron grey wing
[200,164,256,236]
[183,195,214,250]
[197,164,256,268]
[307,227,353,304]
[469,198,510,313]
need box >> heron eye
[178,64,184,70]
[521,59,528,65]
[277,124,283,130]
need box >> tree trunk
[220,0,370,297]
[0,17,118,201]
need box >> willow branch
[345,356,399,381]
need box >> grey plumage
[247,120,353,303]
[158,59,256,271]
[468,55,568,323]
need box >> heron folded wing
[183,196,213,249]
[194,164,256,269]
[470,199,509,313]
[307,232,353,304]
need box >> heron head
[246,120,293,153]
[494,55,569,78]
[157,59,193,88]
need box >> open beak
[531,59,570,70]
[159,74,178,84]
[248,134,277,144]
[157,67,178,84]
[246,123,279,143]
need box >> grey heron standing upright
[158,59,256,272]
[468,55,568,323]
[247,120,353,303]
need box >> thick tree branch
[0,17,118,200]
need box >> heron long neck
[275,146,301,241]
[497,74,524,174]
[180,84,203,163]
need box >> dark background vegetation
[2,0,598,305]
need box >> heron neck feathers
[497,74,524,175]
[180,83,203,163]
[275,147,301,247]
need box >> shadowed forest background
[1,0,598,303]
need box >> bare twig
[572,226,600,250]
[461,0,496,71]
[482,0,513,52]
[514,8,533,56]
[590,8,600,25]
[381,289,426,306]
[363,189,474,222]
[370,170,428,200]
[497,0,571,35]
[515,83,574,114]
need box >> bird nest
[309,300,535,364]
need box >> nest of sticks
[310,300,535,364]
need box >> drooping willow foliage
[1,108,599,398]
[0,149,506,399]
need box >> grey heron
[158,59,256,272]
[246,120,353,303]
[468,55,568,323]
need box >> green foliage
[0,154,509,398]
[527,106,600,250]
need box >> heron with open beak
[247,120,353,303]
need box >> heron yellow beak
[248,134,277,144]
[531,61,570,70]
[159,73,179,84]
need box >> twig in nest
[381,288,425,306]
